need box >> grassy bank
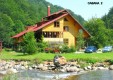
[0,49,113,63]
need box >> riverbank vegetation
[0,49,113,64]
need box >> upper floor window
[54,21,60,27]
[63,26,69,31]
[79,29,83,33]
[64,18,68,21]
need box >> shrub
[53,48,60,53]
[37,41,48,52]
[45,48,60,53]
[60,44,70,53]
[45,48,53,53]
[68,46,76,52]
[105,59,113,65]
[22,32,37,54]
[60,44,76,53]
[37,35,48,52]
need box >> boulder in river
[6,68,18,74]
[109,65,113,70]
[66,66,79,72]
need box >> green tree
[37,35,48,52]
[102,7,113,29]
[22,32,37,54]
[84,18,109,48]
[76,32,84,51]
[106,29,113,45]
[0,13,15,47]
[13,20,25,33]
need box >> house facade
[12,6,90,47]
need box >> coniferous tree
[0,13,15,47]
[22,32,37,54]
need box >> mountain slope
[0,0,85,47]
[102,7,113,29]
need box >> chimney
[47,6,50,16]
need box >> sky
[46,0,113,21]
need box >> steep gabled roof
[12,25,37,38]
[12,9,90,38]
[33,12,68,31]
[66,10,91,37]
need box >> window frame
[63,26,69,31]
[54,21,60,27]
[63,38,69,45]
[64,18,68,21]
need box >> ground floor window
[63,38,69,45]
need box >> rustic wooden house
[12,6,90,47]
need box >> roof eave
[66,10,91,37]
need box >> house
[12,6,90,47]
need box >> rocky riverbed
[0,59,113,80]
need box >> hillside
[102,7,113,29]
[0,0,85,47]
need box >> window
[63,26,69,31]
[43,32,60,38]
[64,18,68,21]
[79,29,83,33]
[54,21,60,27]
[63,39,69,44]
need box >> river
[73,70,113,80]
[1,70,113,80]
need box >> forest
[0,0,85,47]
[0,0,113,48]
[84,7,113,48]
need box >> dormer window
[54,21,60,27]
